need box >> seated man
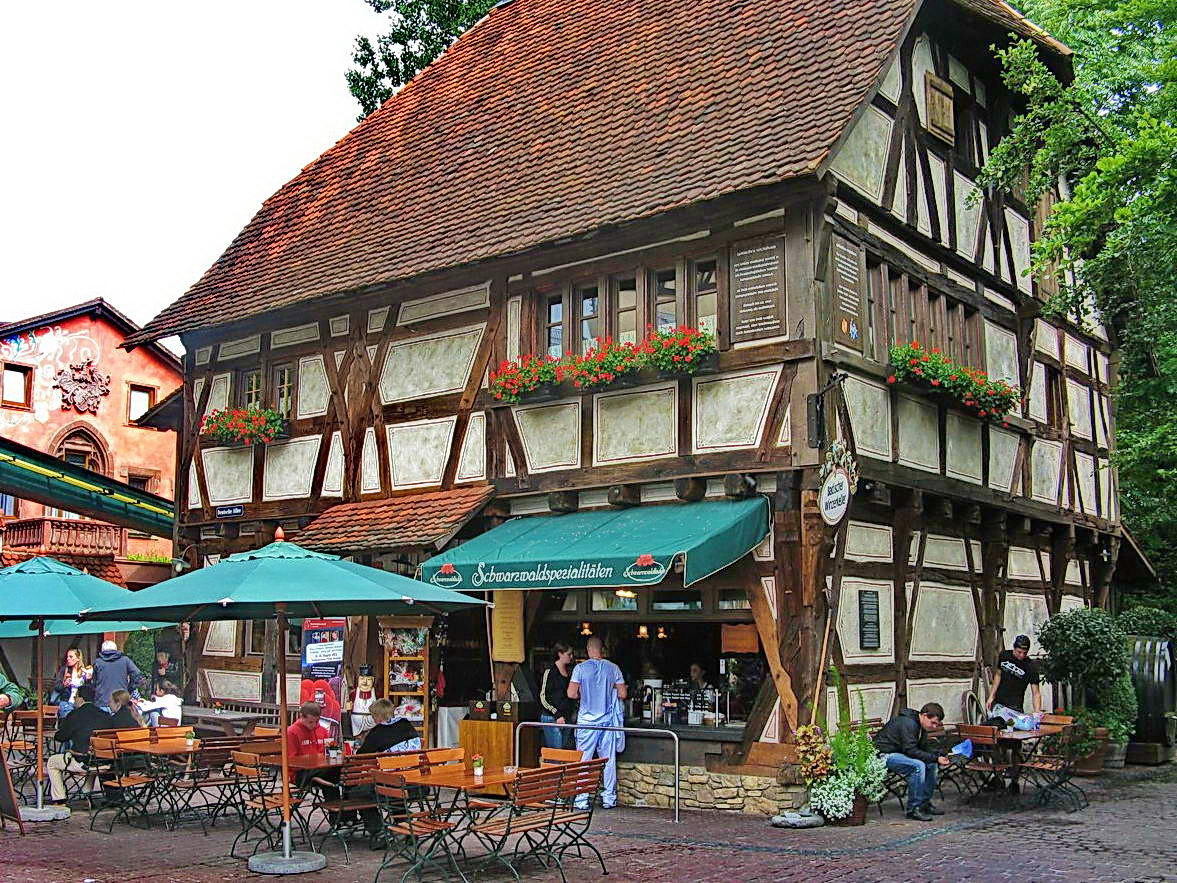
[872,702,951,821]
[47,684,112,804]
[138,680,183,726]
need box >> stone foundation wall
[616,762,807,815]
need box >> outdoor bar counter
[620,718,745,766]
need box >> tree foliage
[347,0,496,119]
[978,0,1177,590]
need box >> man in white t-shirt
[568,636,627,809]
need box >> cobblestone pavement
[7,764,1177,882]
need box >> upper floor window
[272,364,295,417]
[867,256,981,367]
[56,428,107,475]
[238,369,263,410]
[692,259,719,335]
[612,275,638,344]
[127,384,156,422]
[0,493,17,517]
[577,283,601,351]
[2,363,32,409]
[651,267,678,331]
[544,295,564,358]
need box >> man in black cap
[986,634,1042,714]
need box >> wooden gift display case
[378,615,433,749]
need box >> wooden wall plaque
[858,589,881,651]
[925,72,955,145]
[830,234,866,352]
[491,590,525,663]
[729,237,785,343]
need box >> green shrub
[1117,606,1177,641]
[1037,607,1129,700]
[122,630,156,689]
[1091,672,1138,743]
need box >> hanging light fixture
[637,624,649,639]
[656,626,668,639]
[614,588,636,599]
[580,622,592,636]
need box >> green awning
[420,496,769,590]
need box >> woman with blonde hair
[54,646,93,718]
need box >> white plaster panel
[1073,452,1096,515]
[1004,208,1032,294]
[1065,559,1085,587]
[203,372,231,417]
[506,296,522,363]
[830,105,893,202]
[1008,547,1047,582]
[1096,351,1111,384]
[187,461,201,509]
[754,526,775,563]
[386,417,457,489]
[1099,458,1116,522]
[948,54,969,91]
[984,287,1016,312]
[984,321,1019,386]
[361,427,381,493]
[906,678,973,722]
[455,412,487,482]
[321,431,344,497]
[912,36,935,125]
[1095,395,1109,448]
[1034,319,1060,360]
[846,522,893,563]
[194,346,212,366]
[1028,362,1048,423]
[945,413,982,485]
[202,622,238,657]
[836,579,894,664]
[988,427,1019,494]
[929,154,949,242]
[271,322,319,348]
[982,228,995,273]
[692,366,779,453]
[954,171,982,259]
[203,669,261,701]
[777,405,791,447]
[897,395,939,472]
[217,335,261,361]
[842,374,891,459]
[915,151,930,235]
[923,535,968,571]
[378,324,485,404]
[1060,596,1086,614]
[514,401,581,473]
[1003,592,1049,654]
[909,583,978,661]
[893,142,909,224]
[397,284,490,325]
[1065,334,1089,373]
[296,355,330,419]
[827,684,896,733]
[596,383,677,464]
[1066,379,1093,441]
[262,435,321,501]
[367,307,390,334]
[1031,439,1063,505]
[329,315,350,337]
[202,446,254,505]
[879,58,901,103]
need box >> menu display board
[729,237,785,342]
[858,590,881,650]
[491,590,525,663]
[831,234,866,352]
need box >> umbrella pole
[247,603,324,874]
[22,621,68,822]
[277,605,292,859]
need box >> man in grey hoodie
[92,640,143,711]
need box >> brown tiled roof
[128,0,1068,346]
[0,549,127,586]
[297,485,494,554]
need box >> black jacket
[54,703,114,755]
[540,664,576,720]
[360,719,419,754]
[872,709,941,764]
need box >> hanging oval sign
[818,467,852,526]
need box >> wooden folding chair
[540,747,584,765]
[228,750,311,859]
[549,758,608,878]
[311,753,383,863]
[374,767,466,882]
[88,736,156,833]
[252,725,281,737]
[955,724,1011,806]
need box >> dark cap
[357,664,373,677]
[1013,635,1031,649]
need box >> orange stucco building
[0,298,182,575]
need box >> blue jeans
[883,753,937,810]
[540,713,571,750]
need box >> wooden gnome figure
[349,663,377,736]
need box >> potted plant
[887,341,1021,422]
[471,753,485,779]
[637,326,719,377]
[799,672,886,825]
[1093,672,1137,769]
[1037,608,1131,776]
[562,338,644,390]
[184,728,197,749]
[201,406,288,446]
[489,354,563,404]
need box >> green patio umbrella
[81,536,486,875]
[0,557,142,822]
[0,619,162,639]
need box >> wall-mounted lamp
[615,588,636,599]
[637,624,649,639]
[656,626,668,640]
[580,622,592,636]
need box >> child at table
[358,698,421,754]
[137,680,183,727]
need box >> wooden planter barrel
[827,794,869,826]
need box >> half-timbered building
[127,0,1126,812]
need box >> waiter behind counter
[539,641,741,743]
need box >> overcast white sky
[0,2,385,344]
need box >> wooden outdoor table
[408,765,522,790]
[131,739,203,757]
[280,754,346,772]
[181,706,266,737]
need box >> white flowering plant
[806,669,888,821]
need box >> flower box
[886,342,1021,422]
[200,407,289,446]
